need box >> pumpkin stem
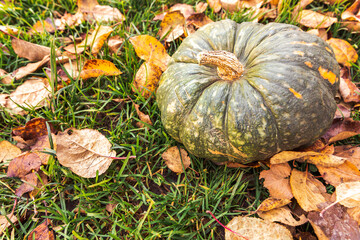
[197,50,244,81]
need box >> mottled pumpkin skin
[156,20,339,164]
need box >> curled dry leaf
[11,38,51,62]
[29,18,56,34]
[339,67,360,103]
[335,181,360,208]
[322,118,360,143]
[196,2,208,13]
[169,3,195,19]
[341,0,360,21]
[334,145,360,169]
[317,160,360,187]
[79,59,122,80]
[307,28,328,41]
[258,206,308,226]
[334,103,351,119]
[256,197,292,212]
[27,220,55,240]
[225,216,293,240]
[7,152,42,179]
[64,25,113,55]
[0,140,21,166]
[107,36,124,55]
[158,11,186,42]
[290,169,330,212]
[0,69,13,84]
[309,204,360,240]
[129,35,170,71]
[208,0,222,13]
[133,62,162,99]
[12,55,50,80]
[326,38,358,67]
[134,103,153,127]
[187,13,213,28]
[259,163,293,200]
[1,77,51,115]
[85,5,125,23]
[296,10,337,28]
[0,214,18,235]
[162,146,191,173]
[56,128,116,178]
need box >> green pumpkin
[156,20,339,164]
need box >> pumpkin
[156,20,339,164]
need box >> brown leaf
[270,150,346,167]
[256,197,292,212]
[162,146,191,173]
[334,103,351,119]
[7,152,42,179]
[341,0,360,21]
[322,118,360,143]
[129,35,170,71]
[208,0,222,13]
[347,206,360,225]
[84,5,126,23]
[296,10,337,28]
[196,2,208,13]
[317,160,360,187]
[169,3,195,19]
[54,12,84,31]
[334,145,360,169]
[0,140,21,166]
[309,204,360,240]
[220,0,240,12]
[341,21,360,33]
[225,216,293,240]
[12,55,50,80]
[0,69,13,84]
[31,134,56,165]
[29,18,56,34]
[12,118,53,142]
[0,214,18,235]
[259,163,293,200]
[307,28,328,41]
[56,128,116,178]
[64,25,113,55]
[186,13,213,28]
[133,62,162,99]
[339,67,360,103]
[107,36,124,55]
[158,11,185,42]
[292,0,314,16]
[77,0,98,12]
[290,169,330,212]
[15,172,38,197]
[258,206,308,226]
[79,59,122,80]
[11,38,51,62]
[27,220,55,240]
[134,104,153,127]
[1,77,51,115]
[327,38,358,67]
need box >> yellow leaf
[335,181,360,208]
[317,161,360,187]
[256,197,292,212]
[158,11,186,42]
[79,59,122,80]
[133,62,162,99]
[129,35,170,71]
[326,38,358,67]
[162,146,191,173]
[258,206,308,226]
[296,10,337,28]
[0,140,22,167]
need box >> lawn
[1,0,360,239]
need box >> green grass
[0,0,360,239]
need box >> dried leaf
[341,0,360,21]
[0,140,21,166]
[12,118,53,142]
[347,206,360,225]
[7,152,42,179]
[0,25,19,35]
[339,67,360,103]
[334,103,351,119]
[79,59,122,80]
[64,25,113,55]
[293,0,314,16]
[256,197,292,212]
[341,21,360,33]
[129,35,170,71]
[133,62,162,99]
[56,128,116,178]
[196,2,208,13]
[258,206,308,226]
[0,69,13,84]
[317,160,360,187]
[322,118,360,143]
[1,77,51,115]
[220,0,240,12]
[158,11,185,42]
[208,0,222,13]
[11,38,51,62]
[85,5,125,23]
[307,28,328,41]
[31,134,56,165]
[134,104,153,127]
[259,163,293,200]
[186,13,213,28]
[0,214,18,235]
[162,146,191,173]
[169,3,195,19]
[327,38,358,67]
[54,12,84,31]
[15,172,38,197]
[225,216,293,240]
[107,36,124,55]
[12,55,50,80]
[29,18,56,34]
[77,0,98,12]
[309,204,360,240]
[334,145,360,169]
[27,220,55,240]
[296,10,337,28]
[335,181,360,208]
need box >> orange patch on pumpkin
[289,88,303,99]
[304,61,313,68]
[294,51,305,56]
[318,66,338,84]
[291,41,318,46]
